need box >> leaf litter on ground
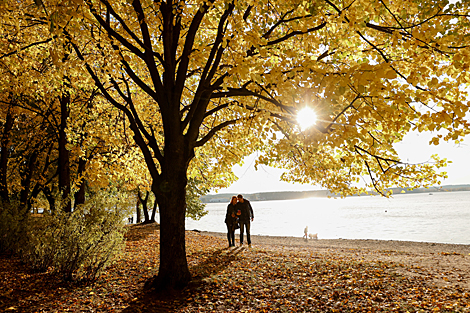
[0,223,469,312]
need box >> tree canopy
[2,0,469,289]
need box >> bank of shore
[197,230,470,291]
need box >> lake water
[185,191,470,244]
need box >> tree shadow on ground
[121,246,245,312]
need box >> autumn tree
[0,0,143,214]
[42,0,470,289]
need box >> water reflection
[186,191,470,244]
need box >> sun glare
[297,107,317,131]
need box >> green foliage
[185,177,209,221]
[18,193,131,282]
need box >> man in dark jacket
[236,194,254,246]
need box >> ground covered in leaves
[1,223,470,312]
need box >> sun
[297,107,317,131]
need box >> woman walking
[225,196,238,247]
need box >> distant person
[225,196,238,247]
[303,226,308,239]
[236,194,254,246]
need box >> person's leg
[226,224,232,247]
[239,221,245,245]
[229,226,235,246]
[246,221,251,245]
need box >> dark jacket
[225,203,238,225]
[236,199,254,222]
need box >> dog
[308,233,318,240]
[303,226,308,239]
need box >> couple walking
[224,194,254,247]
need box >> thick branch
[69,37,161,180]
[182,3,234,132]
[85,0,145,59]
[99,0,146,50]
[174,0,219,103]
[195,119,238,147]
[131,0,165,95]
[211,87,296,115]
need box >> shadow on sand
[121,246,245,312]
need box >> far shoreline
[202,185,470,203]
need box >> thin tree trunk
[135,197,141,223]
[138,189,150,223]
[58,95,71,212]
[20,151,38,206]
[0,107,15,206]
[28,184,41,213]
[150,197,157,223]
[74,157,87,209]
[43,187,55,212]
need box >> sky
[213,131,470,194]
[213,0,468,195]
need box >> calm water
[185,191,470,244]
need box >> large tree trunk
[151,159,191,290]
[58,95,71,212]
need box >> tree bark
[152,171,190,290]
[74,157,87,209]
[28,184,41,213]
[138,189,151,223]
[136,200,141,223]
[58,95,71,212]
[0,107,15,206]
[150,197,157,223]
[20,151,38,206]
[43,186,55,212]
[150,131,192,289]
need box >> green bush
[19,194,130,282]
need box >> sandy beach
[198,231,470,291]
[3,223,469,312]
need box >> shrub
[0,202,29,254]
[19,193,130,282]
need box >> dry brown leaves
[1,223,469,312]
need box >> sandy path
[197,231,470,291]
